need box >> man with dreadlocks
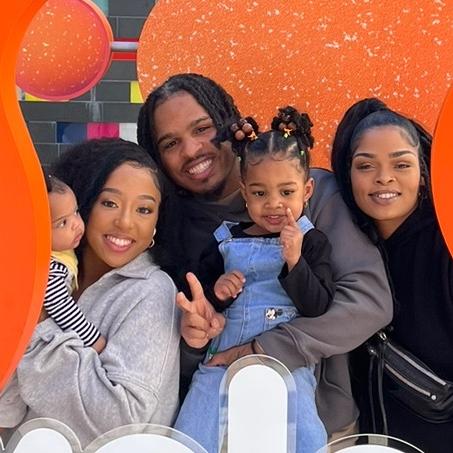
[137,73,392,441]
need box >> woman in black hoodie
[331,98,453,452]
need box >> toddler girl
[175,107,335,453]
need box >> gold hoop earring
[149,228,156,249]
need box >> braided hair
[331,97,432,243]
[224,106,314,180]
[137,73,241,167]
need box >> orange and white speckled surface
[138,0,453,168]
[16,0,112,101]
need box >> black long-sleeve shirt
[198,222,335,318]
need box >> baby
[45,174,106,351]
[0,174,105,435]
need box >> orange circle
[432,86,453,257]
[16,0,113,101]
[138,0,453,169]
[0,0,50,390]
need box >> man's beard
[203,177,230,200]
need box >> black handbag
[367,330,453,432]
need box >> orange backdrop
[0,0,49,391]
[0,0,452,391]
[138,0,453,169]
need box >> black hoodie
[357,199,453,452]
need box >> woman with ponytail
[331,98,453,452]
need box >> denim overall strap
[297,215,314,234]
[214,217,312,242]
[213,221,237,242]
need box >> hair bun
[214,116,260,157]
[271,106,314,149]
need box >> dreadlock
[137,73,241,168]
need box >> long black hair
[331,98,432,243]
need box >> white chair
[3,419,207,453]
[5,418,80,453]
[219,354,297,453]
[85,424,207,453]
[317,433,425,453]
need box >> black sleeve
[179,338,209,400]
[278,228,335,317]
[197,238,234,311]
[178,241,222,400]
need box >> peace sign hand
[176,272,225,349]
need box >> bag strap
[377,331,389,435]
[368,351,377,432]
[367,330,390,435]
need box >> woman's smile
[351,126,421,239]
[369,190,401,205]
[104,234,134,251]
[85,163,160,273]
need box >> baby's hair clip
[300,149,305,157]
[247,130,258,141]
[283,127,292,138]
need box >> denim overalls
[175,216,327,453]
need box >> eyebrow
[156,116,212,146]
[352,150,417,159]
[101,187,157,203]
[248,182,299,188]
[52,205,77,224]
[52,214,68,224]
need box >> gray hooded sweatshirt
[0,252,180,448]
[180,168,393,434]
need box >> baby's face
[50,189,85,251]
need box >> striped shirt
[44,259,101,346]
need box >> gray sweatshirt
[180,168,393,434]
[0,252,180,448]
